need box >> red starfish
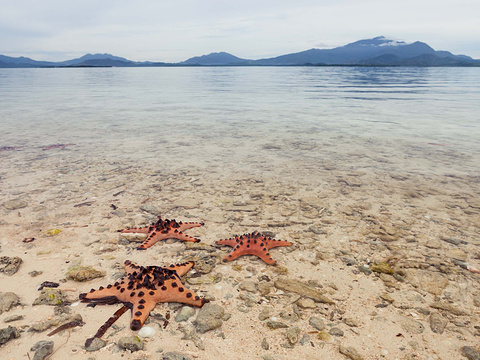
[79,260,208,331]
[119,217,203,250]
[216,231,292,265]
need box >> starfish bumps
[120,217,203,250]
[79,260,208,330]
[217,231,292,265]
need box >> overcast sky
[1,0,479,62]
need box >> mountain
[1,37,479,67]
[181,52,251,65]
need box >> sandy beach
[1,131,479,360]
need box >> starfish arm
[154,278,206,307]
[177,221,203,232]
[165,261,195,276]
[119,226,152,234]
[79,285,121,303]
[266,239,293,249]
[130,297,157,330]
[216,238,238,247]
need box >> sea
[1,66,479,177]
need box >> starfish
[119,217,203,250]
[216,231,292,265]
[79,260,208,331]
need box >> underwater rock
[308,316,325,331]
[175,306,196,322]
[286,327,301,345]
[0,256,23,276]
[28,313,82,333]
[30,340,54,360]
[66,265,105,282]
[274,278,334,304]
[85,337,106,352]
[265,320,288,329]
[0,325,20,346]
[339,345,365,360]
[117,336,144,352]
[0,292,20,314]
[193,303,225,333]
[429,312,448,334]
[33,289,68,306]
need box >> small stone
[461,346,480,360]
[286,327,301,345]
[175,306,196,322]
[33,289,68,306]
[317,330,333,343]
[85,337,106,352]
[429,313,448,334]
[66,265,105,282]
[358,265,372,275]
[193,303,225,334]
[259,307,273,321]
[299,334,311,346]
[329,327,344,336]
[138,326,156,338]
[0,256,23,276]
[308,316,325,331]
[0,292,20,314]
[430,301,469,316]
[3,315,24,323]
[162,352,192,360]
[370,262,394,274]
[29,270,43,277]
[261,337,269,350]
[0,325,20,346]
[400,316,425,334]
[239,280,257,293]
[31,340,54,360]
[296,298,316,309]
[3,199,28,210]
[117,336,144,352]
[28,314,82,333]
[257,281,273,296]
[339,345,364,360]
[265,320,289,329]
[344,317,359,327]
[274,278,334,304]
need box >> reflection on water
[0,66,479,176]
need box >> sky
[1,0,479,62]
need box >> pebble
[193,303,225,333]
[0,256,23,276]
[265,320,289,329]
[308,316,325,331]
[162,352,192,360]
[299,334,311,346]
[28,313,83,332]
[261,337,269,350]
[30,340,54,360]
[400,316,425,334]
[286,327,301,345]
[358,265,372,275]
[0,325,20,346]
[296,297,316,309]
[239,280,257,293]
[274,278,334,304]
[3,314,24,323]
[429,312,448,334]
[138,326,156,338]
[175,306,196,322]
[317,330,333,343]
[259,307,273,321]
[85,337,106,351]
[32,289,68,306]
[2,199,28,210]
[461,346,480,360]
[0,292,20,314]
[117,336,144,352]
[329,327,344,337]
[66,265,105,282]
[339,345,364,360]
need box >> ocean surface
[1,66,479,177]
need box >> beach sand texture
[1,134,479,360]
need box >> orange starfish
[217,231,292,265]
[79,260,208,330]
[119,217,203,250]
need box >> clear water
[1,66,479,176]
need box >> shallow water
[1,66,480,177]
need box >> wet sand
[1,134,479,360]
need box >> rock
[259,307,274,321]
[286,327,301,345]
[404,270,449,295]
[29,270,43,277]
[261,337,269,350]
[138,326,156,338]
[358,265,372,275]
[3,199,28,210]
[265,320,289,329]
[239,280,257,293]
[274,278,334,304]
[429,313,448,334]
[0,292,20,314]
[0,325,20,346]
[296,298,316,309]
[28,314,82,333]
[30,340,54,360]
[117,336,144,352]
[33,289,68,306]
[85,337,106,352]
[461,346,480,360]
[308,316,325,331]
[400,316,425,334]
[257,281,273,296]
[3,315,24,323]
[0,256,23,276]
[370,262,394,275]
[193,303,225,333]
[299,334,311,346]
[329,327,344,336]
[317,330,333,343]
[175,306,196,322]
[430,301,469,316]
[163,352,192,360]
[339,345,364,360]
[66,265,105,282]
[474,293,480,308]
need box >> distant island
[1,36,479,68]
